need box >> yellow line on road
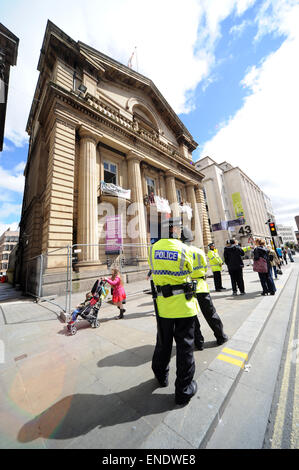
[222,348,248,360]
[271,275,299,449]
[217,354,245,368]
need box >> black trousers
[152,316,195,401]
[194,293,226,346]
[213,271,223,290]
[258,272,276,294]
[228,268,245,293]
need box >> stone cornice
[78,125,103,144]
[35,82,203,185]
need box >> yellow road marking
[222,348,248,360]
[271,276,299,448]
[217,354,245,368]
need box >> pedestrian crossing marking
[217,354,245,368]
[222,347,248,360]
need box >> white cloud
[200,0,299,230]
[0,222,20,237]
[0,202,22,220]
[2,0,259,146]
[0,166,25,193]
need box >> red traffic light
[269,222,277,236]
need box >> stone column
[195,185,212,249]
[159,171,166,199]
[165,171,179,218]
[77,129,99,265]
[127,151,148,261]
[186,183,204,248]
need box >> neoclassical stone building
[18,21,211,295]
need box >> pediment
[77,42,197,149]
[39,22,198,152]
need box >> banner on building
[232,192,245,218]
[179,204,193,220]
[212,217,246,232]
[154,195,171,214]
[101,181,131,200]
[105,215,122,254]
[211,221,228,232]
[227,217,246,228]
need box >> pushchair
[67,279,109,335]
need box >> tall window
[104,161,117,184]
[176,189,182,204]
[146,177,156,196]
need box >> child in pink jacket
[103,268,126,319]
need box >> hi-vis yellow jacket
[207,249,223,272]
[189,245,210,294]
[148,238,199,319]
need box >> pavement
[0,258,297,449]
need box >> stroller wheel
[92,319,100,328]
[70,326,77,335]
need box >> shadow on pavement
[97,344,176,368]
[17,379,176,443]
[211,291,262,300]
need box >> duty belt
[155,281,197,300]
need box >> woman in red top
[103,268,127,319]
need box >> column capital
[185,181,196,189]
[78,125,102,145]
[165,170,176,179]
[127,150,143,162]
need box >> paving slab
[0,261,296,449]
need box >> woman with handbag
[253,239,276,296]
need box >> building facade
[0,23,19,151]
[0,228,19,276]
[18,21,210,295]
[195,156,275,253]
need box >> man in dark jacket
[224,239,246,295]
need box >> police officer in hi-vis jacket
[181,228,228,350]
[148,218,198,406]
[207,242,226,292]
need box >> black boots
[116,308,126,320]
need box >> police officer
[207,242,226,292]
[182,227,228,350]
[148,218,198,406]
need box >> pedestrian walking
[181,227,228,350]
[148,218,198,405]
[282,247,288,265]
[276,246,284,265]
[285,246,294,262]
[102,268,127,319]
[253,239,276,295]
[223,239,248,295]
[207,242,226,291]
[267,245,280,280]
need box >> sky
[1,0,299,236]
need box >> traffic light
[269,222,277,236]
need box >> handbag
[253,257,268,273]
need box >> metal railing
[22,243,150,316]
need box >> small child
[102,268,126,319]
[69,292,93,323]
[69,278,103,323]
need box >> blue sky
[1,0,299,235]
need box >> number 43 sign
[239,225,252,235]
